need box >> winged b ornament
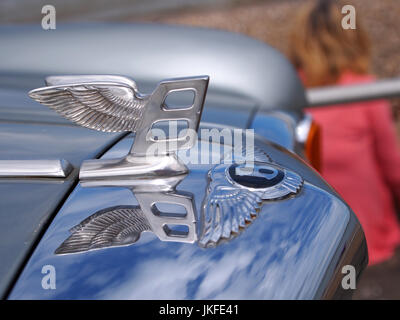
[199,160,303,247]
[29,74,209,160]
[30,75,208,252]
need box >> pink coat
[305,72,400,265]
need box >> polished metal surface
[0,159,72,178]
[250,110,299,152]
[82,157,198,245]
[200,162,302,247]
[8,131,366,299]
[79,154,188,191]
[56,156,303,252]
[29,75,149,133]
[135,190,198,244]
[55,206,151,254]
[307,77,400,107]
[129,76,209,155]
[79,121,302,250]
[55,187,198,253]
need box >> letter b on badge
[41,265,56,290]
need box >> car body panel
[250,111,299,151]
[0,121,125,297]
[9,132,367,299]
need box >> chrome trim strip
[0,160,73,178]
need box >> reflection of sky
[10,181,349,299]
[0,123,122,167]
[250,113,293,149]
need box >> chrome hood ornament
[29,75,208,150]
[30,75,303,254]
[29,75,209,184]
[30,75,207,250]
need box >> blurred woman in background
[289,0,400,265]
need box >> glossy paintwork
[0,178,74,297]
[0,122,122,167]
[0,87,72,125]
[250,111,298,151]
[9,133,367,299]
[0,119,124,297]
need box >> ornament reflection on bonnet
[29,74,302,253]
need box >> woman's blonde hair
[289,0,370,87]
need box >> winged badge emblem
[199,149,303,247]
